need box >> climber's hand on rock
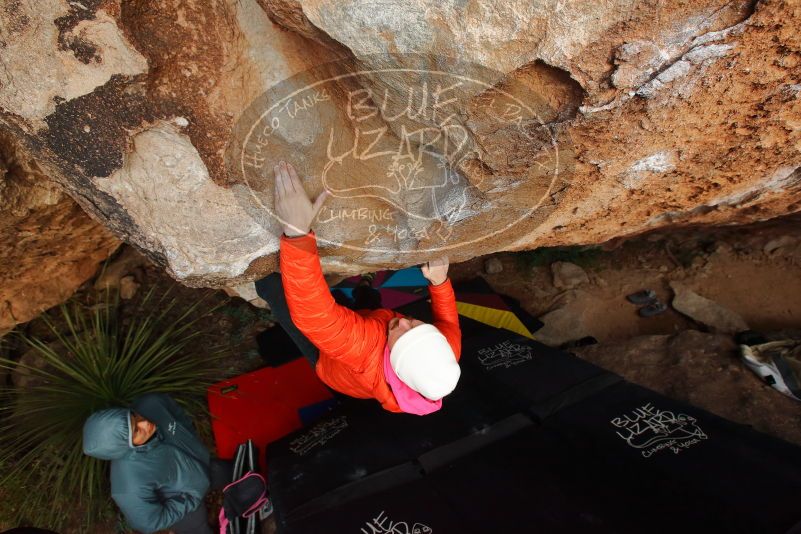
[422,257,449,286]
[274,160,329,237]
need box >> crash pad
[207,358,334,465]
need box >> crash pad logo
[611,403,708,458]
[477,340,533,370]
[361,510,432,534]
[229,53,570,255]
[289,415,348,456]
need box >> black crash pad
[275,382,801,534]
[266,398,418,525]
[278,468,473,534]
[267,374,532,527]
[280,425,622,534]
[541,380,801,534]
[460,328,621,419]
[268,325,624,528]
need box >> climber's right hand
[422,257,449,286]
[273,160,329,237]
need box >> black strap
[528,372,623,421]
[285,462,422,522]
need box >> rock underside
[0,131,119,332]
[0,0,799,301]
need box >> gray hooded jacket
[82,393,211,533]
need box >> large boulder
[0,0,799,288]
[0,131,119,332]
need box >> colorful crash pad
[392,276,542,340]
[455,300,534,339]
[331,266,430,310]
[454,277,542,338]
[207,358,334,466]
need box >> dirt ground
[3,216,801,533]
[451,219,801,343]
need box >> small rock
[712,242,733,255]
[764,235,797,255]
[669,281,748,334]
[535,307,590,347]
[225,282,259,301]
[94,246,149,291]
[687,255,707,271]
[12,341,65,389]
[529,264,548,274]
[119,276,140,300]
[532,285,559,302]
[551,261,589,290]
[250,297,269,309]
[535,290,596,347]
[658,265,669,273]
[484,257,503,275]
[224,282,269,309]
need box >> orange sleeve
[279,232,383,371]
[428,278,462,361]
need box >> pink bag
[218,471,270,534]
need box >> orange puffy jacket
[280,232,462,413]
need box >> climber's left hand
[273,160,329,237]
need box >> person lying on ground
[82,393,232,534]
[255,160,462,415]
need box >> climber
[255,160,462,415]
[82,393,233,534]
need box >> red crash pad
[207,358,334,467]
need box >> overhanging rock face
[1,0,799,287]
[0,131,120,332]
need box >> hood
[82,408,133,460]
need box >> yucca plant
[0,287,227,531]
